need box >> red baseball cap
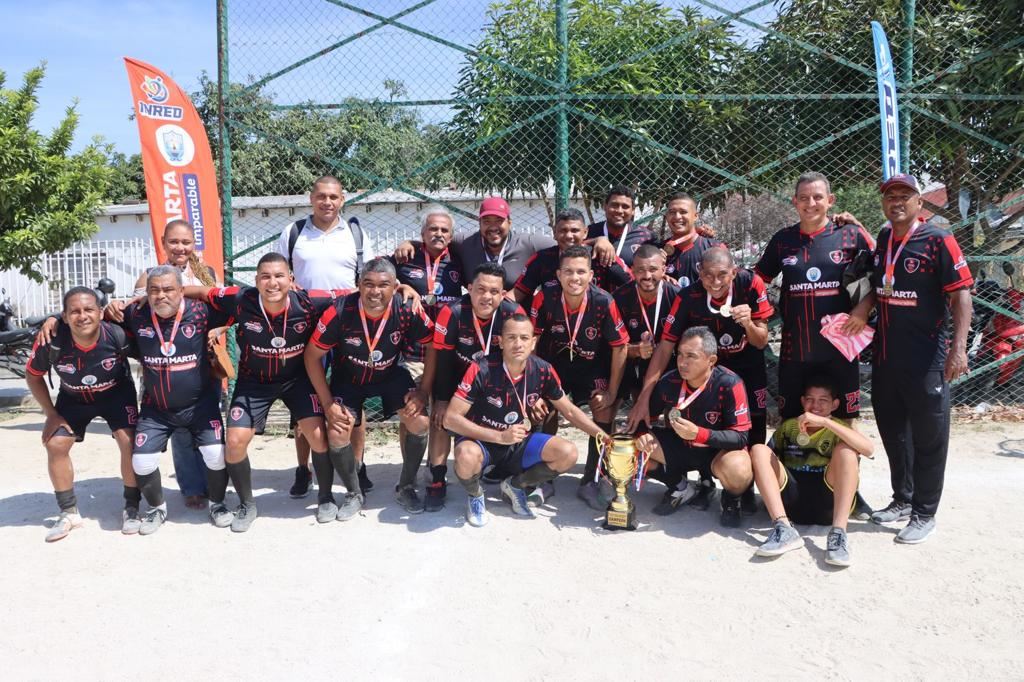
[880,174,921,195]
[479,196,510,219]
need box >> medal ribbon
[667,230,697,249]
[472,311,498,358]
[706,287,733,316]
[502,361,529,426]
[604,222,629,257]
[482,233,510,265]
[424,247,448,296]
[258,292,289,344]
[358,299,392,363]
[674,373,712,412]
[883,223,920,288]
[561,291,588,357]
[150,300,184,356]
[635,281,663,338]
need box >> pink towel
[820,313,874,362]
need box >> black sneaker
[395,485,425,514]
[740,486,758,516]
[851,492,873,521]
[687,479,715,511]
[652,482,697,516]
[358,462,374,493]
[289,466,312,499]
[720,493,742,528]
[424,481,446,512]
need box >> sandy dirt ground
[1,409,1023,680]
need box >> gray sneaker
[316,501,339,524]
[576,481,604,511]
[336,492,364,521]
[209,502,234,528]
[527,481,555,508]
[895,515,936,544]
[652,482,697,516]
[394,485,425,514]
[870,500,911,524]
[230,502,258,533]
[851,492,873,521]
[45,510,83,543]
[754,520,802,557]
[121,507,142,535]
[825,527,852,567]
[139,506,166,535]
[500,477,535,518]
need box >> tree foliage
[0,65,111,279]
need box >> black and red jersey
[310,292,433,385]
[755,221,875,362]
[647,365,751,443]
[587,221,656,268]
[207,286,346,383]
[390,246,464,361]
[661,269,773,371]
[453,356,565,436]
[612,280,682,344]
[27,321,132,402]
[529,284,628,364]
[123,299,232,411]
[870,221,973,371]
[662,235,724,288]
[432,296,525,400]
[514,245,632,296]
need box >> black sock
[512,462,559,489]
[399,432,427,488]
[136,469,165,507]
[429,464,447,484]
[123,486,142,509]
[328,444,361,496]
[457,471,483,497]
[311,450,335,504]
[206,467,229,504]
[647,464,683,490]
[226,458,254,505]
[582,422,611,482]
[54,488,77,513]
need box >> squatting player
[305,258,435,521]
[430,263,525,511]
[444,314,612,526]
[26,287,139,541]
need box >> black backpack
[286,216,364,280]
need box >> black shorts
[651,426,717,478]
[553,361,609,406]
[228,375,323,434]
[777,359,860,420]
[456,433,551,479]
[133,392,224,455]
[53,382,138,442]
[779,466,854,525]
[331,367,415,426]
[616,359,647,403]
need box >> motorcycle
[0,288,13,332]
[960,262,1024,404]
[0,314,47,379]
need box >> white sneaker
[121,507,142,535]
[466,494,488,527]
[500,477,535,518]
[45,511,83,542]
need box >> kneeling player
[26,287,139,541]
[444,314,611,526]
[633,327,753,528]
[749,375,873,567]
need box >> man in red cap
[867,173,973,544]
[394,196,555,290]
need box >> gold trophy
[602,433,639,531]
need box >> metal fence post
[217,0,234,282]
[555,0,570,212]
[900,0,915,172]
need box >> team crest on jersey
[293,321,307,334]
[101,358,117,371]
[245,321,264,333]
[487,396,503,408]
[904,258,921,274]
[182,324,196,339]
[720,333,733,347]
[526,393,539,406]
[705,411,720,424]
[628,318,639,328]
[344,337,362,347]
[806,267,822,282]
[829,250,846,264]
[390,331,403,345]
[135,433,148,447]
[230,406,244,421]
[679,276,691,287]
[56,363,75,374]
[782,256,798,266]
[504,412,519,424]
[585,327,598,340]
[406,269,424,279]
[450,271,460,282]
[138,327,155,338]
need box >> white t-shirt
[274,215,375,290]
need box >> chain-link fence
[216,0,1024,420]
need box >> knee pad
[199,444,226,471]
[132,451,161,476]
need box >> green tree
[105,150,145,203]
[0,65,111,279]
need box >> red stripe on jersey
[207,285,240,311]
[694,427,710,445]
[432,305,455,350]
[857,225,876,250]
[750,274,774,320]
[529,290,545,334]
[607,299,629,346]
[730,381,752,431]
[309,305,338,350]
[941,234,974,292]
[454,362,481,402]
[661,296,686,342]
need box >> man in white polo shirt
[274,175,376,497]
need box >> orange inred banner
[124,57,224,282]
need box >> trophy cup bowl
[602,433,639,531]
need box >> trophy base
[603,503,638,531]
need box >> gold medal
[522,418,532,431]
